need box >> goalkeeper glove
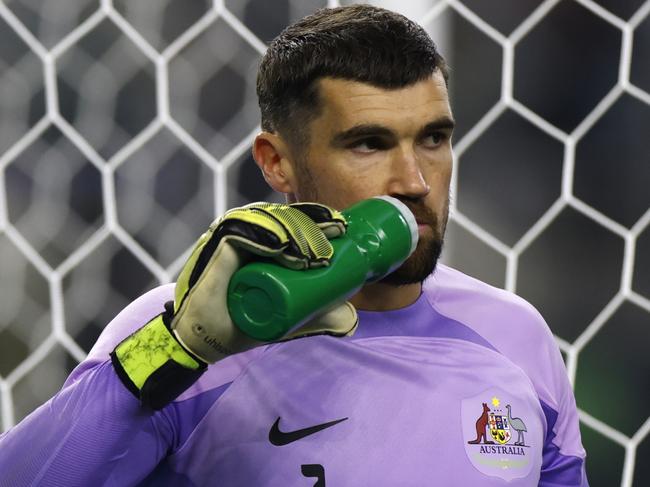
[111,202,358,409]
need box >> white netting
[0,1,648,484]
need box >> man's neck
[349,281,422,311]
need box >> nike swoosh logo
[269,416,348,446]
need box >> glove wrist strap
[111,312,207,410]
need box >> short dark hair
[256,4,449,150]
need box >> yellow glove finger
[249,203,334,266]
[288,202,347,239]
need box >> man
[0,5,588,486]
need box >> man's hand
[111,202,358,409]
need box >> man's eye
[349,137,386,153]
[423,132,445,148]
[352,141,375,153]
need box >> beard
[379,198,447,286]
[291,161,448,287]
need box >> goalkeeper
[0,5,588,486]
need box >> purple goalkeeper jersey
[0,265,588,486]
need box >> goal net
[0,1,648,484]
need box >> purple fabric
[138,462,195,487]
[165,383,231,449]
[0,264,588,486]
[539,401,589,487]
[427,265,587,463]
[0,362,160,487]
[168,334,545,485]
[355,292,497,351]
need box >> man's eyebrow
[331,117,456,147]
[331,124,394,146]
[417,117,456,137]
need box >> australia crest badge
[461,388,542,481]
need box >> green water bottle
[227,196,418,341]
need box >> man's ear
[252,132,297,195]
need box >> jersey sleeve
[0,286,178,487]
[535,321,589,487]
[0,361,172,487]
[486,302,589,486]
[500,295,587,487]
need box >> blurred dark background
[0,1,648,485]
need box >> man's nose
[386,148,430,199]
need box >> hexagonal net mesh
[0,0,648,484]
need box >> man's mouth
[400,201,438,235]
